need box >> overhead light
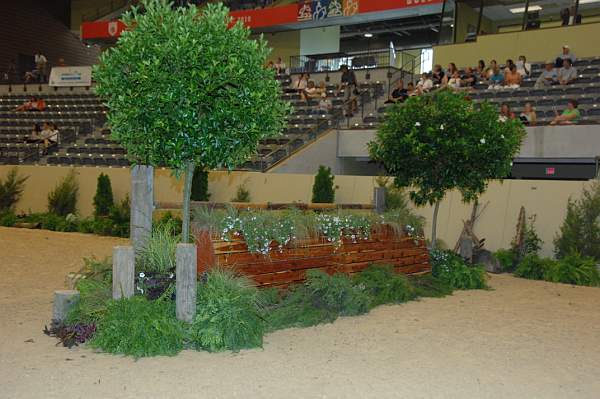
[579,0,600,4]
[510,5,542,13]
[364,32,373,38]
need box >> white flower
[169,273,174,279]
[480,138,486,144]
[440,124,444,130]
[415,122,421,127]
[139,272,145,278]
[500,134,505,139]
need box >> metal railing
[81,0,131,22]
[290,48,397,74]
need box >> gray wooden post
[374,186,386,214]
[176,243,197,323]
[52,290,80,322]
[130,165,154,253]
[113,246,135,300]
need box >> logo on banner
[343,0,359,16]
[108,21,119,37]
[313,0,328,20]
[298,1,313,21]
[328,0,343,17]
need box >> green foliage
[516,253,600,286]
[408,273,454,298]
[430,249,487,289]
[0,167,28,212]
[494,248,517,272]
[514,254,555,280]
[93,173,114,217]
[190,269,264,352]
[554,183,600,261]
[231,184,251,203]
[137,222,180,274]
[191,167,210,201]
[47,170,79,216]
[66,279,111,325]
[514,215,543,261]
[312,165,335,203]
[353,264,416,307]
[156,211,183,235]
[90,296,185,358]
[0,211,17,227]
[369,90,525,207]
[94,0,290,172]
[107,196,130,237]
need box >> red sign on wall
[80,20,127,40]
[230,4,297,29]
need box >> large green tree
[94,0,290,242]
[369,90,525,248]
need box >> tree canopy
[93,0,290,172]
[369,90,525,207]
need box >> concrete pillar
[52,290,80,322]
[130,164,154,253]
[176,244,197,323]
[113,246,135,300]
[374,186,386,214]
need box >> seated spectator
[301,80,320,102]
[461,67,476,87]
[25,123,43,143]
[274,57,286,75]
[318,93,332,113]
[488,67,504,89]
[385,79,408,104]
[317,81,327,95]
[406,82,417,97]
[416,73,433,93]
[550,99,580,125]
[519,102,537,126]
[293,73,309,91]
[266,60,275,70]
[504,65,522,88]
[432,64,445,86]
[475,60,486,79]
[499,103,516,122]
[555,45,576,68]
[447,71,462,90]
[557,59,577,85]
[485,59,498,79]
[503,59,515,74]
[23,69,41,83]
[13,96,45,112]
[442,63,458,86]
[535,61,558,88]
[516,55,531,77]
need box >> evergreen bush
[93,173,114,217]
[312,165,335,203]
[191,167,210,201]
[353,264,416,307]
[48,170,79,216]
[494,248,517,272]
[0,167,28,212]
[552,254,600,286]
[514,254,555,281]
[231,184,251,203]
[430,249,487,290]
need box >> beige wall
[259,31,301,67]
[433,22,600,68]
[0,165,593,257]
[455,2,495,43]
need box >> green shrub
[0,167,28,212]
[48,170,79,216]
[430,250,487,290]
[137,222,179,274]
[191,167,210,201]
[90,296,184,358]
[107,196,130,237]
[66,279,111,325]
[156,211,183,235]
[231,184,251,203]
[0,211,17,227]
[408,273,454,298]
[494,248,517,272]
[354,264,415,307]
[554,183,600,261]
[312,165,335,203]
[514,254,555,280]
[548,254,600,286]
[93,173,114,217]
[190,269,264,352]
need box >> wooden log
[112,246,135,300]
[130,165,154,253]
[374,186,386,214]
[176,244,197,323]
[52,290,80,322]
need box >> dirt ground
[1,226,600,399]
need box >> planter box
[196,226,431,288]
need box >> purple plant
[43,320,96,348]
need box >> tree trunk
[130,165,154,253]
[431,200,441,250]
[181,161,195,243]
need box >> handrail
[81,0,131,22]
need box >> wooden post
[374,186,386,214]
[52,290,80,322]
[113,246,135,300]
[130,165,154,253]
[176,243,197,323]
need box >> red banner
[230,4,297,29]
[359,0,443,13]
[80,20,127,40]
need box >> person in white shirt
[516,55,531,77]
[318,93,332,113]
[447,71,462,89]
[555,45,576,68]
[416,72,433,94]
[294,73,309,91]
[34,51,47,82]
[274,57,286,75]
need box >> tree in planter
[93,173,114,217]
[369,90,525,248]
[93,0,290,242]
[191,167,210,202]
[312,165,336,203]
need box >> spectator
[338,65,357,117]
[385,79,408,104]
[57,58,67,67]
[447,71,462,89]
[34,51,48,82]
[442,63,458,86]
[475,60,486,79]
[503,59,515,74]
[432,64,445,85]
[294,73,309,91]
[416,72,433,93]
[25,123,43,143]
[461,67,476,87]
[406,82,417,97]
[557,58,577,85]
[318,93,332,113]
[535,61,558,87]
[555,45,576,68]
[499,103,516,122]
[519,102,537,126]
[40,122,58,148]
[488,66,504,89]
[301,80,320,102]
[274,57,286,75]
[485,59,498,78]
[266,60,275,70]
[562,7,582,26]
[504,65,522,88]
[551,99,580,125]
[317,81,327,95]
[516,55,531,77]
[13,96,45,112]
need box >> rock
[473,249,502,274]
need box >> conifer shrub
[47,170,79,216]
[231,184,251,203]
[191,167,210,201]
[312,165,335,203]
[93,173,114,217]
[0,167,28,212]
